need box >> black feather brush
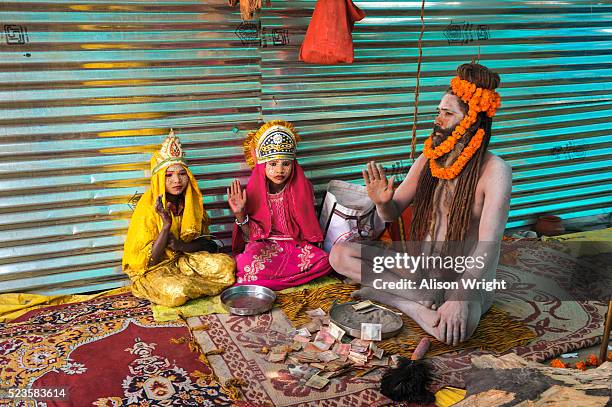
[380,337,435,403]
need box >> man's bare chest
[432,181,485,228]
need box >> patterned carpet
[276,284,536,359]
[427,239,610,390]
[190,308,393,407]
[1,239,608,406]
[191,239,611,405]
[0,293,234,407]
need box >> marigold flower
[575,361,587,371]
[550,359,566,368]
[585,354,599,366]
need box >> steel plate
[220,285,277,316]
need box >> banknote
[360,323,382,341]
[318,350,339,363]
[314,328,335,346]
[293,334,312,343]
[310,362,326,370]
[306,308,326,318]
[267,351,287,363]
[348,351,368,365]
[296,327,311,337]
[328,322,346,341]
[305,374,330,389]
[312,341,332,351]
[369,341,384,359]
[305,342,328,352]
[352,300,374,310]
[325,359,351,372]
[302,367,321,381]
[292,351,320,363]
[326,366,354,379]
[370,356,389,366]
[334,343,351,356]
[350,338,370,353]
[272,344,292,354]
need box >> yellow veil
[122,133,210,279]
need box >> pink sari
[233,163,331,290]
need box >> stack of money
[258,304,403,390]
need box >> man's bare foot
[351,287,442,341]
[418,300,437,310]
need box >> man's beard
[431,124,454,147]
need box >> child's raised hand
[227,179,247,216]
[155,195,173,229]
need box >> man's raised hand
[362,161,395,205]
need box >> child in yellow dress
[122,131,235,307]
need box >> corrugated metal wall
[0,0,260,294]
[260,0,612,223]
[1,0,610,294]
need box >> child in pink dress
[227,120,331,290]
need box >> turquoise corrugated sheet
[0,0,610,294]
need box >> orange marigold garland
[451,77,501,118]
[429,128,485,180]
[423,76,501,180]
[423,113,476,160]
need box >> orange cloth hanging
[299,0,365,64]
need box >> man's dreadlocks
[410,63,501,243]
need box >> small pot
[534,215,565,236]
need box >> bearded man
[329,63,512,346]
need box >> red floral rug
[0,293,233,406]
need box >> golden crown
[151,129,188,174]
[243,120,300,169]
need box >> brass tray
[329,301,403,339]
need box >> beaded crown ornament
[243,120,300,168]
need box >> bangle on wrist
[235,214,249,226]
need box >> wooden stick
[598,296,612,365]
[411,337,430,360]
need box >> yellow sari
[122,145,235,307]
